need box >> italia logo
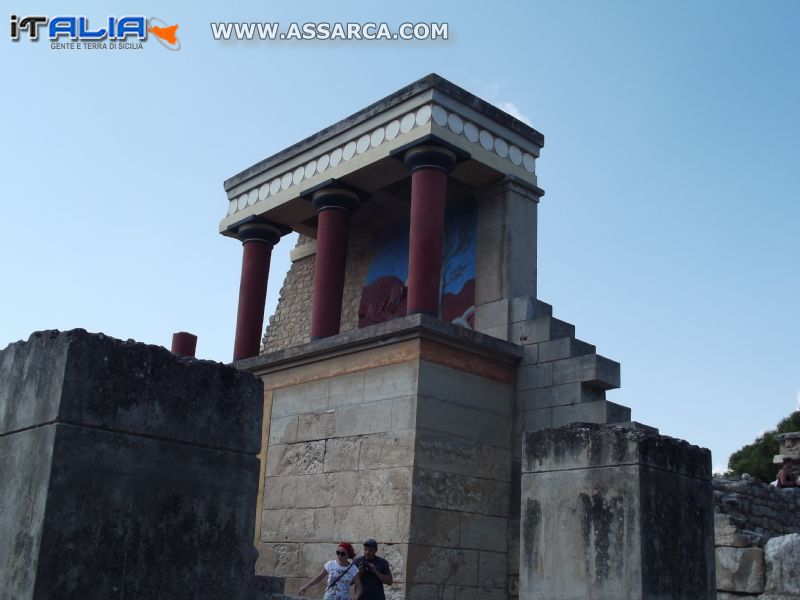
[10,15,181,50]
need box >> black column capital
[311,187,360,213]
[233,217,288,245]
[403,145,457,174]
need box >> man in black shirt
[353,539,393,600]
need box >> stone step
[537,337,596,363]
[551,354,620,390]
[519,399,631,431]
[518,382,605,411]
[510,316,576,346]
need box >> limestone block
[764,534,800,595]
[481,324,510,340]
[300,543,338,578]
[510,317,575,345]
[537,337,596,363]
[407,546,479,586]
[519,408,552,431]
[263,475,298,510]
[272,379,330,418]
[509,296,552,323]
[517,363,553,391]
[391,395,417,431]
[354,467,413,506]
[363,362,419,402]
[409,507,461,547]
[717,594,757,599]
[323,436,362,472]
[460,513,508,552]
[297,410,336,442]
[478,551,507,588]
[336,399,393,437]
[262,508,316,543]
[413,469,510,516]
[335,504,411,544]
[359,430,415,469]
[517,383,605,411]
[417,395,510,448]
[295,471,357,508]
[417,361,513,417]
[442,586,505,600]
[550,354,621,390]
[715,514,767,547]
[329,372,366,410]
[520,344,539,366]
[265,440,326,476]
[380,543,409,583]
[716,547,765,593]
[256,542,301,577]
[475,299,510,330]
[550,399,631,427]
[414,434,511,482]
[269,415,299,445]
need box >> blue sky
[2,0,798,473]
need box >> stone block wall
[713,477,800,598]
[250,316,520,600]
[0,329,264,600]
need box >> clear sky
[2,0,798,473]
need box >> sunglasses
[336,551,347,556]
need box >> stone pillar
[520,423,716,600]
[233,220,283,361]
[310,188,359,339]
[474,177,544,339]
[404,145,456,317]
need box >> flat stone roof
[220,74,545,237]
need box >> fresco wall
[358,200,476,329]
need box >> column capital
[311,187,360,214]
[232,217,288,245]
[403,144,457,174]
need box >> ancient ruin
[222,75,717,599]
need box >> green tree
[727,410,800,481]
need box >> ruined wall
[713,477,800,598]
[0,329,264,600]
[714,477,800,539]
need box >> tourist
[776,457,799,488]
[298,542,357,600]
[353,539,393,600]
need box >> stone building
[221,75,715,599]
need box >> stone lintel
[237,314,522,387]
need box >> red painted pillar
[404,146,457,316]
[310,188,359,339]
[232,220,283,361]
[171,332,197,357]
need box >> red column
[404,146,457,316]
[171,332,197,357]
[232,221,282,361]
[310,188,359,339]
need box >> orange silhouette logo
[148,18,180,50]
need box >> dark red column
[232,221,283,361]
[310,188,359,339]
[171,332,197,357]
[404,146,457,317]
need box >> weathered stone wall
[713,477,800,598]
[0,329,264,600]
[714,477,800,539]
[520,423,716,600]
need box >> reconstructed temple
[222,74,715,599]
